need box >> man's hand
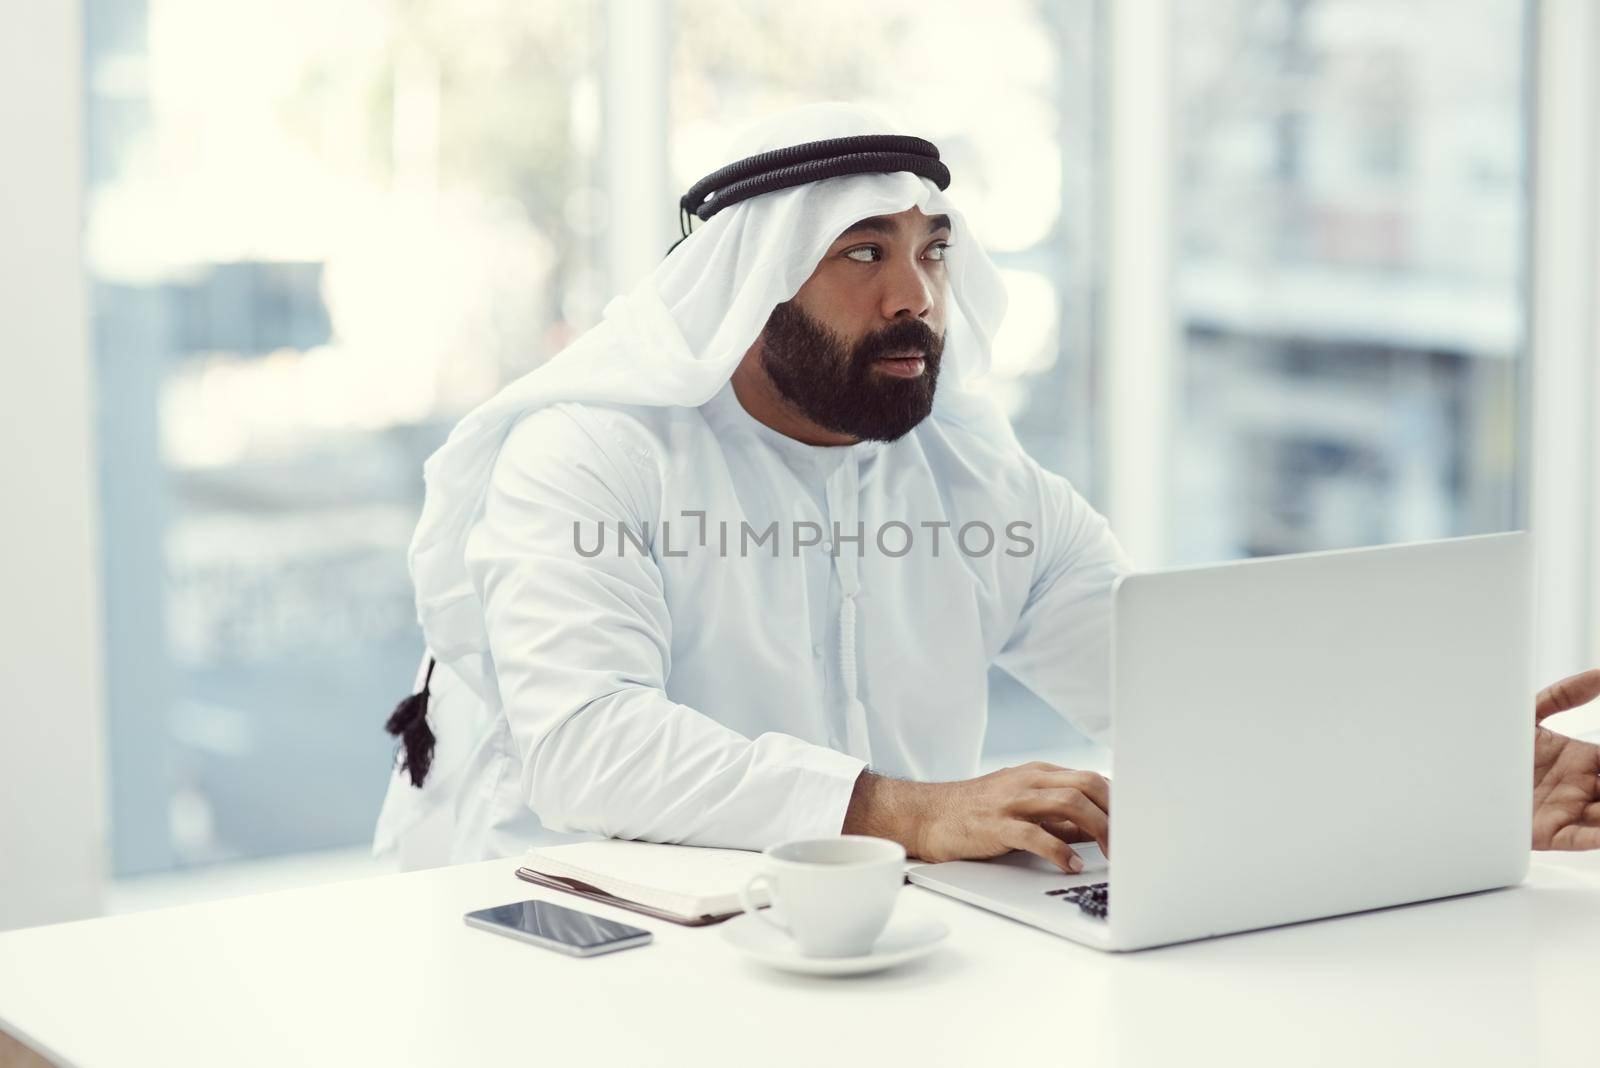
[1533,668,1600,850]
[842,761,1109,874]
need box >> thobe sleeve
[992,458,1135,743]
[463,406,867,848]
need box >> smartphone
[463,899,653,957]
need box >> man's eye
[926,242,953,262]
[844,246,880,263]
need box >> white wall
[602,0,672,295]
[1530,0,1600,736]
[1101,0,1174,568]
[0,0,108,930]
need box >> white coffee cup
[737,835,906,958]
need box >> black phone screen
[466,900,650,949]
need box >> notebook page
[522,840,767,915]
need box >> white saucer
[720,912,949,976]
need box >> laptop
[907,533,1534,951]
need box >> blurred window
[1170,0,1528,563]
[87,0,602,873]
[84,0,1532,874]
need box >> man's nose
[878,256,936,321]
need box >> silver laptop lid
[1108,533,1533,950]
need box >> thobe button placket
[825,452,873,763]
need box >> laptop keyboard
[1046,881,1109,920]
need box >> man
[375,103,1600,870]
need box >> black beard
[756,301,945,443]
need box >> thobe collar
[700,379,885,479]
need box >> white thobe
[394,379,1131,863]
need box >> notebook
[515,840,768,926]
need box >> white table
[2,851,1598,1068]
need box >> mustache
[851,318,945,365]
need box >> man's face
[756,207,952,442]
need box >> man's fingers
[1006,822,1084,874]
[1031,769,1112,813]
[1017,788,1110,853]
[1041,819,1093,844]
[1535,668,1600,724]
